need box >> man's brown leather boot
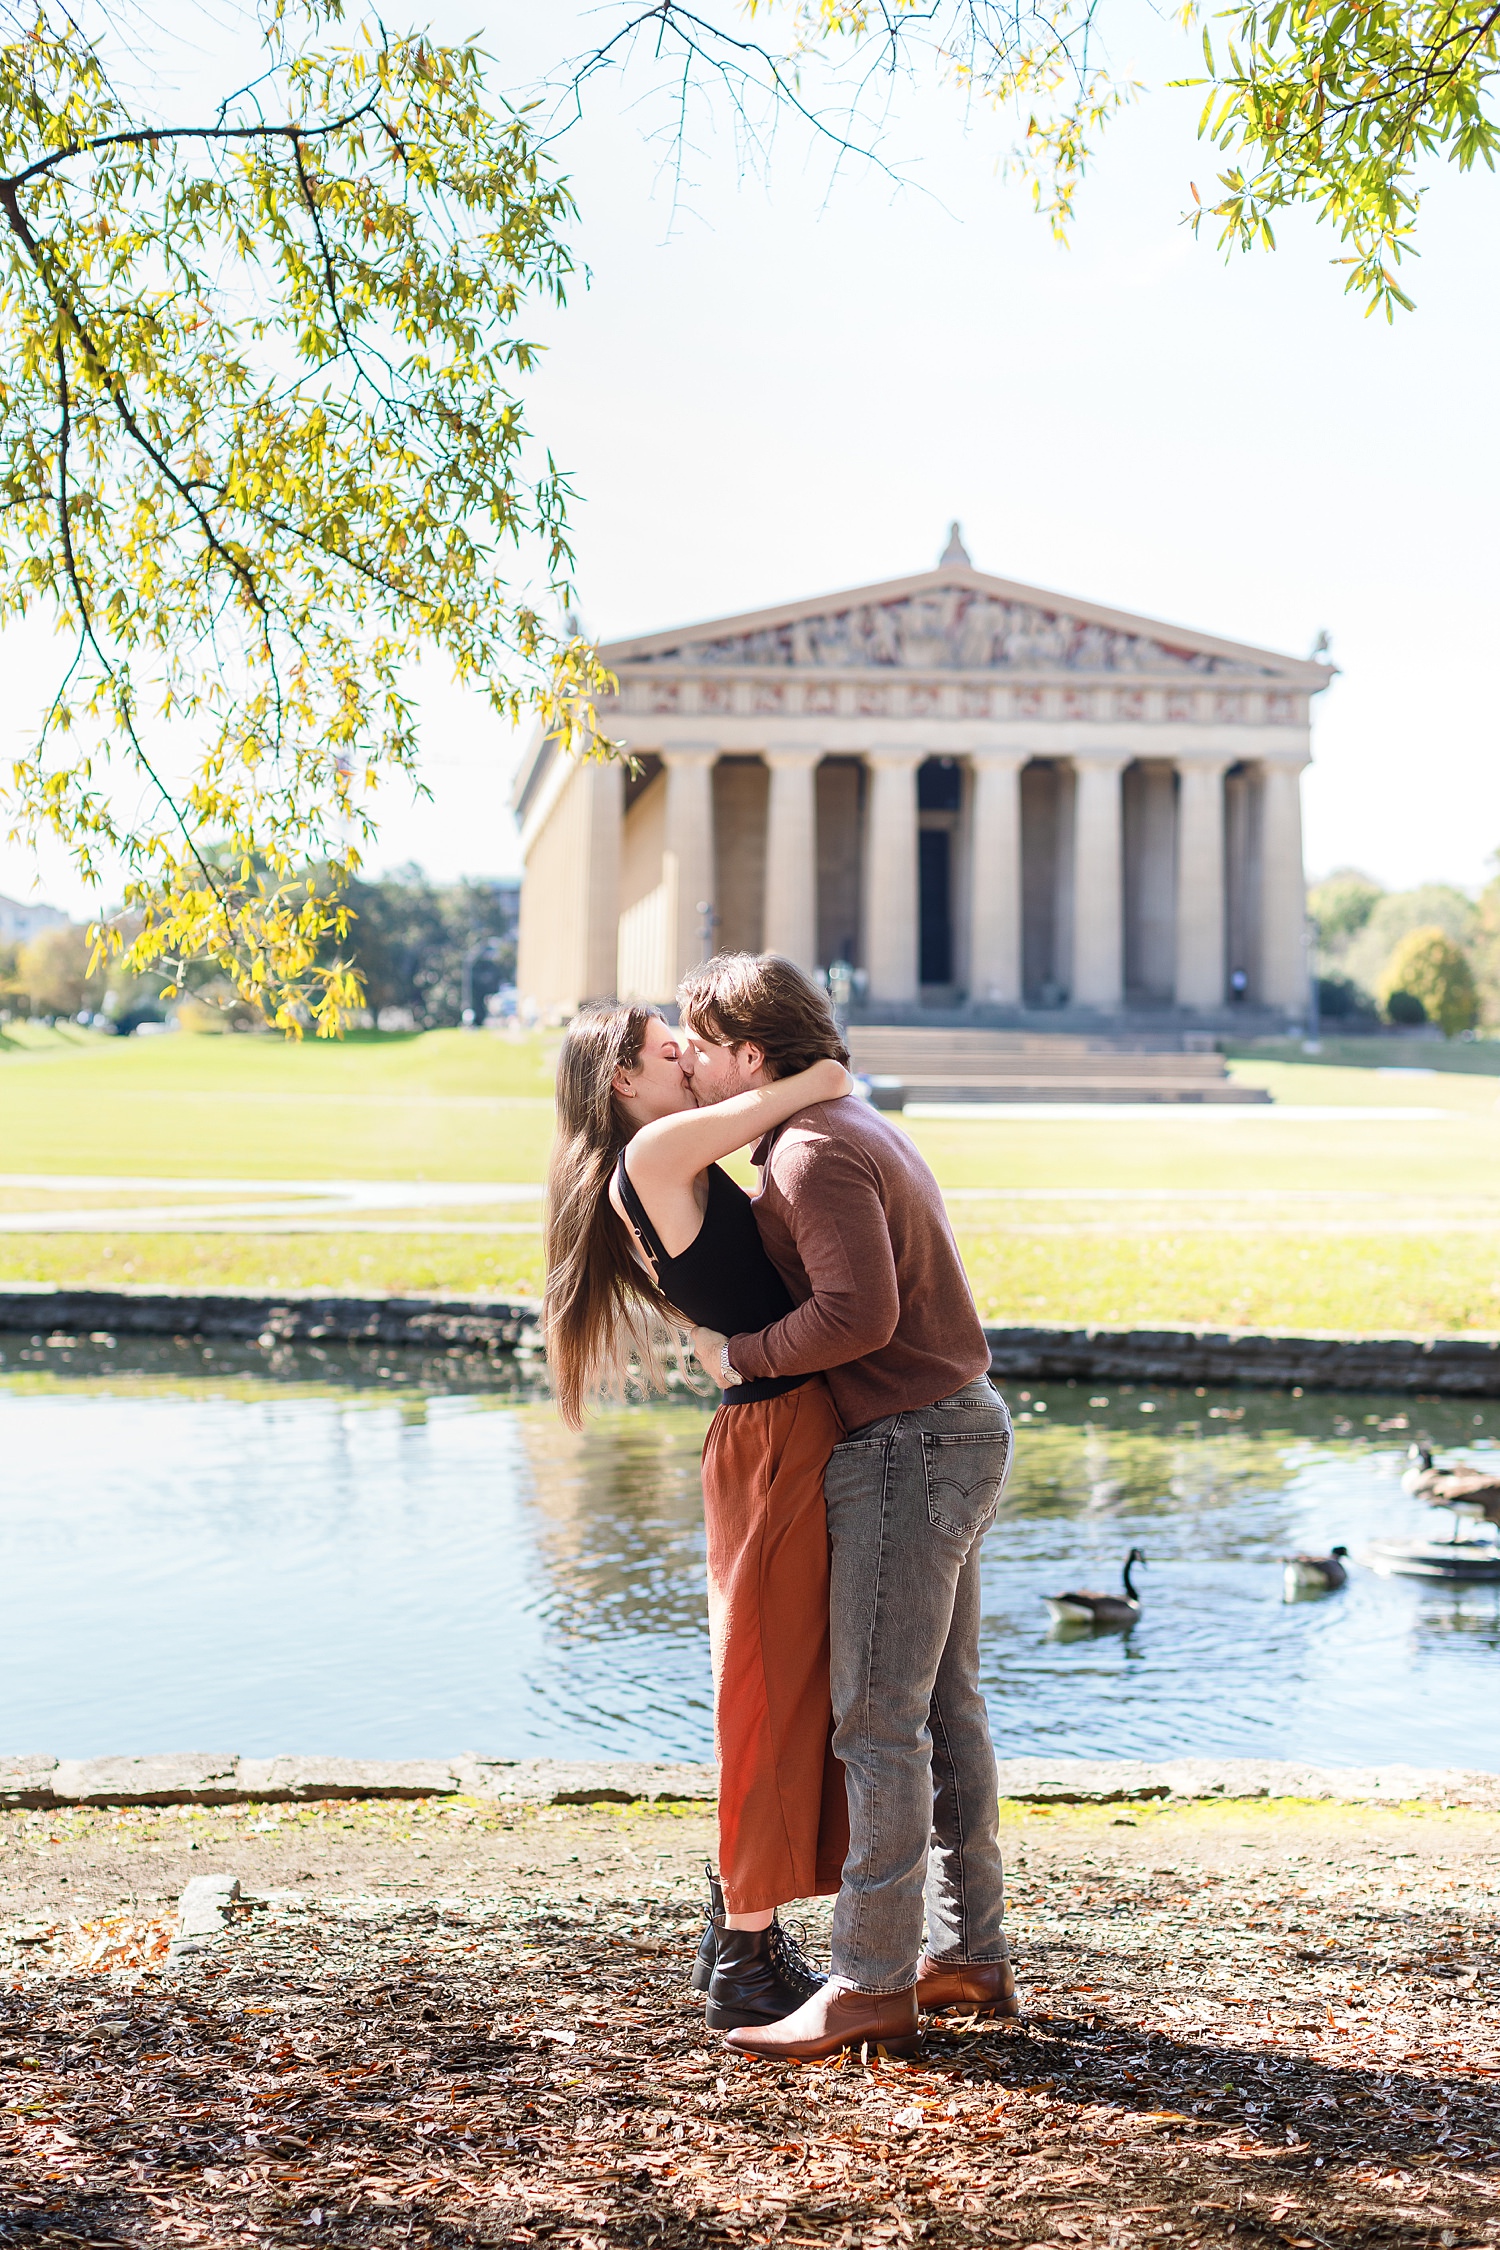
[916,1953,1020,2017]
[724,1980,919,2062]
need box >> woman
[544,1003,850,2031]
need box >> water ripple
[0,1344,1494,1766]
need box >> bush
[1476,851,1500,1028]
[1315,973,1377,1021]
[1377,925,1479,1037]
[15,922,107,1018]
[0,939,22,1013]
[1384,987,1427,1026]
[1345,883,1477,996]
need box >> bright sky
[3,0,1497,919]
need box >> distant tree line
[333,867,518,1027]
[1310,857,1500,1036]
[0,869,517,1032]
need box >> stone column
[1259,758,1309,1012]
[1174,757,1230,1011]
[661,747,717,987]
[1071,754,1128,1012]
[582,756,625,1003]
[863,750,922,1006]
[762,750,819,968]
[516,751,621,1013]
[968,754,1022,1005]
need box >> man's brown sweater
[725,1095,991,1432]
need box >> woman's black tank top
[612,1152,806,1406]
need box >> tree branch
[549,1,912,192]
[0,177,279,627]
[0,96,386,194]
[48,334,229,925]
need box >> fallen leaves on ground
[1,1836,1498,2249]
[58,1918,175,1978]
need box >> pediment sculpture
[631,590,1272,676]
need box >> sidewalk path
[0,1174,546,1234]
[6,1174,1500,1236]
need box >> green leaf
[0,2,616,1029]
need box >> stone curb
[3,1288,1497,1394]
[988,1757,1500,1809]
[0,1754,719,1811]
[4,1754,1497,1813]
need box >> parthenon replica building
[514,535,1333,1023]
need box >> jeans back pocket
[921,1428,1011,1541]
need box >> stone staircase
[845,1026,1269,1106]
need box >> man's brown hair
[677,952,850,1078]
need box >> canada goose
[1282,1544,1350,1597]
[1043,1548,1145,1629]
[1403,1446,1500,1524]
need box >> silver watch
[719,1343,744,1387]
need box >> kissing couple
[544,953,1017,2060]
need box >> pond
[2,1334,1496,1771]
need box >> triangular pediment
[601,564,1329,685]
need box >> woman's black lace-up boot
[691,1864,725,1993]
[705,1918,827,2031]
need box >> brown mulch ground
[2,1796,1497,2249]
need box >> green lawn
[3,1023,1499,1334]
[0,1020,557,1178]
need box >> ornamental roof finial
[940,520,971,566]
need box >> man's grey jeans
[825,1375,1012,1994]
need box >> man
[677,952,1017,2063]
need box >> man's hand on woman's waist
[689,1324,743,1387]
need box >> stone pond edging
[4,1753,1497,1813]
[0,1288,541,1355]
[983,1323,1500,1395]
[2,1286,1498,1394]
[0,1754,716,1811]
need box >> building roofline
[597,562,1333,686]
[512,563,1336,813]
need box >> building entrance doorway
[918,757,963,993]
[919,829,952,983]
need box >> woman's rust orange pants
[700,1376,849,1915]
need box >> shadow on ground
[3,1801,1496,2250]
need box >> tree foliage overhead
[0,0,609,1033]
[1189,0,1499,314]
[575,1,1499,315]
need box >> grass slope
[0,1022,557,1178]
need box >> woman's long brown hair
[544,1001,676,1428]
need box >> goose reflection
[1409,1593,1500,1647]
